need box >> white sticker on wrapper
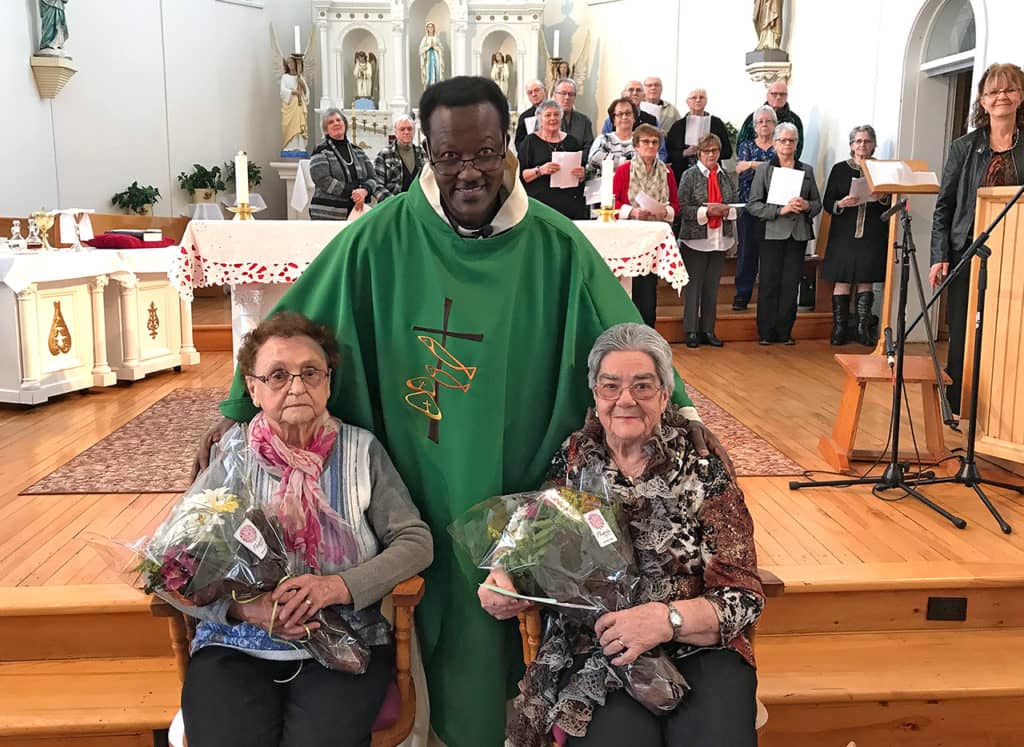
[234,518,268,559]
[584,509,618,547]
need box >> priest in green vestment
[212,77,727,747]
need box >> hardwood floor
[2,342,1022,589]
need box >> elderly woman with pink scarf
[180,310,433,747]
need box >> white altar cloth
[0,247,178,294]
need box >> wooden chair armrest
[517,607,543,666]
[758,568,785,597]
[391,576,425,609]
[149,596,178,617]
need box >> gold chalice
[30,210,55,250]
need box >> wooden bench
[818,353,952,473]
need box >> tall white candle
[601,158,615,208]
[293,25,301,55]
[552,30,560,59]
[235,151,249,205]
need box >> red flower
[160,545,198,591]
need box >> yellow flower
[198,487,240,513]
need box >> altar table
[172,219,688,356]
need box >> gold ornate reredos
[147,301,160,339]
[48,300,72,355]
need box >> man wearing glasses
[208,76,729,747]
[513,78,547,151]
[736,79,804,159]
[553,77,595,156]
[599,79,667,161]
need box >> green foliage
[223,159,263,187]
[111,181,161,214]
[177,164,226,193]
[723,121,739,151]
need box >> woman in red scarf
[180,311,433,747]
[676,133,738,348]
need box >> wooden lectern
[817,160,952,472]
[960,186,1024,471]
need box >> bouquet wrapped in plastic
[102,428,369,674]
[450,474,689,714]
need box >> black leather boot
[830,294,850,345]
[855,291,875,346]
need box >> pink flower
[160,545,198,591]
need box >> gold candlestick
[227,202,255,221]
[597,205,616,223]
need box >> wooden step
[0,656,179,738]
[756,628,1024,746]
[0,585,171,662]
[656,307,832,343]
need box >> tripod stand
[903,181,1024,534]
[790,202,967,529]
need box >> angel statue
[271,25,318,157]
[542,29,590,99]
[353,50,378,105]
[490,52,511,101]
[38,0,70,56]
[753,0,783,51]
[419,22,446,88]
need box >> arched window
[921,0,976,75]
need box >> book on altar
[861,159,939,193]
[110,228,164,242]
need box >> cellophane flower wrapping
[98,427,369,673]
[450,471,689,713]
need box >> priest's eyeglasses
[594,381,663,401]
[430,150,506,176]
[251,367,331,390]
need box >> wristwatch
[666,602,683,640]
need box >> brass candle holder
[597,205,616,223]
[227,202,255,221]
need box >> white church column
[453,21,468,77]
[333,49,343,109]
[389,20,409,115]
[317,19,330,110]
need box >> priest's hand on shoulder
[684,420,736,479]
[192,416,235,479]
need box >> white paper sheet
[766,166,805,206]
[479,583,598,611]
[550,150,583,189]
[639,101,661,122]
[685,114,711,145]
[584,178,602,205]
[848,176,878,203]
[522,115,537,135]
[635,191,664,213]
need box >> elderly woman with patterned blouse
[479,322,764,747]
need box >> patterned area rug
[687,385,804,477]
[22,384,802,495]
[22,388,228,495]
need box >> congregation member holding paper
[822,125,892,346]
[746,122,821,345]
[930,62,1024,414]
[666,88,734,186]
[613,124,680,326]
[518,99,588,219]
[677,133,739,348]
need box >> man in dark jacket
[737,79,804,158]
[513,78,547,150]
[373,115,425,202]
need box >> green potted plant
[177,164,226,203]
[223,159,263,191]
[111,181,161,215]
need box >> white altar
[171,219,686,356]
[0,248,199,404]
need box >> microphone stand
[903,181,1024,534]
[790,201,967,529]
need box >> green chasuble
[220,170,694,746]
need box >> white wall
[0,0,311,219]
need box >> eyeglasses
[613,111,634,118]
[775,137,797,144]
[554,90,576,98]
[626,87,643,93]
[699,148,720,154]
[983,87,1021,99]
[637,138,661,146]
[429,149,506,176]
[594,381,663,401]
[767,91,788,97]
[251,367,331,390]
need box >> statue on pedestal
[271,26,318,157]
[490,52,511,100]
[353,50,378,106]
[38,0,70,57]
[419,22,446,87]
[542,30,589,98]
[753,0,783,51]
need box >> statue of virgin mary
[419,22,445,87]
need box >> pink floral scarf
[248,411,350,569]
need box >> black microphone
[475,225,494,238]
[884,327,895,367]
[880,198,907,223]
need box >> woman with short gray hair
[309,109,379,220]
[518,98,588,219]
[821,124,891,345]
[746,121,821,345]
[482,321,763,747]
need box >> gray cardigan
[677,164,739,241]
[746,159,822,241]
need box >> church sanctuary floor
[2,344,1023,746]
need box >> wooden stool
[818,353,952,472]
